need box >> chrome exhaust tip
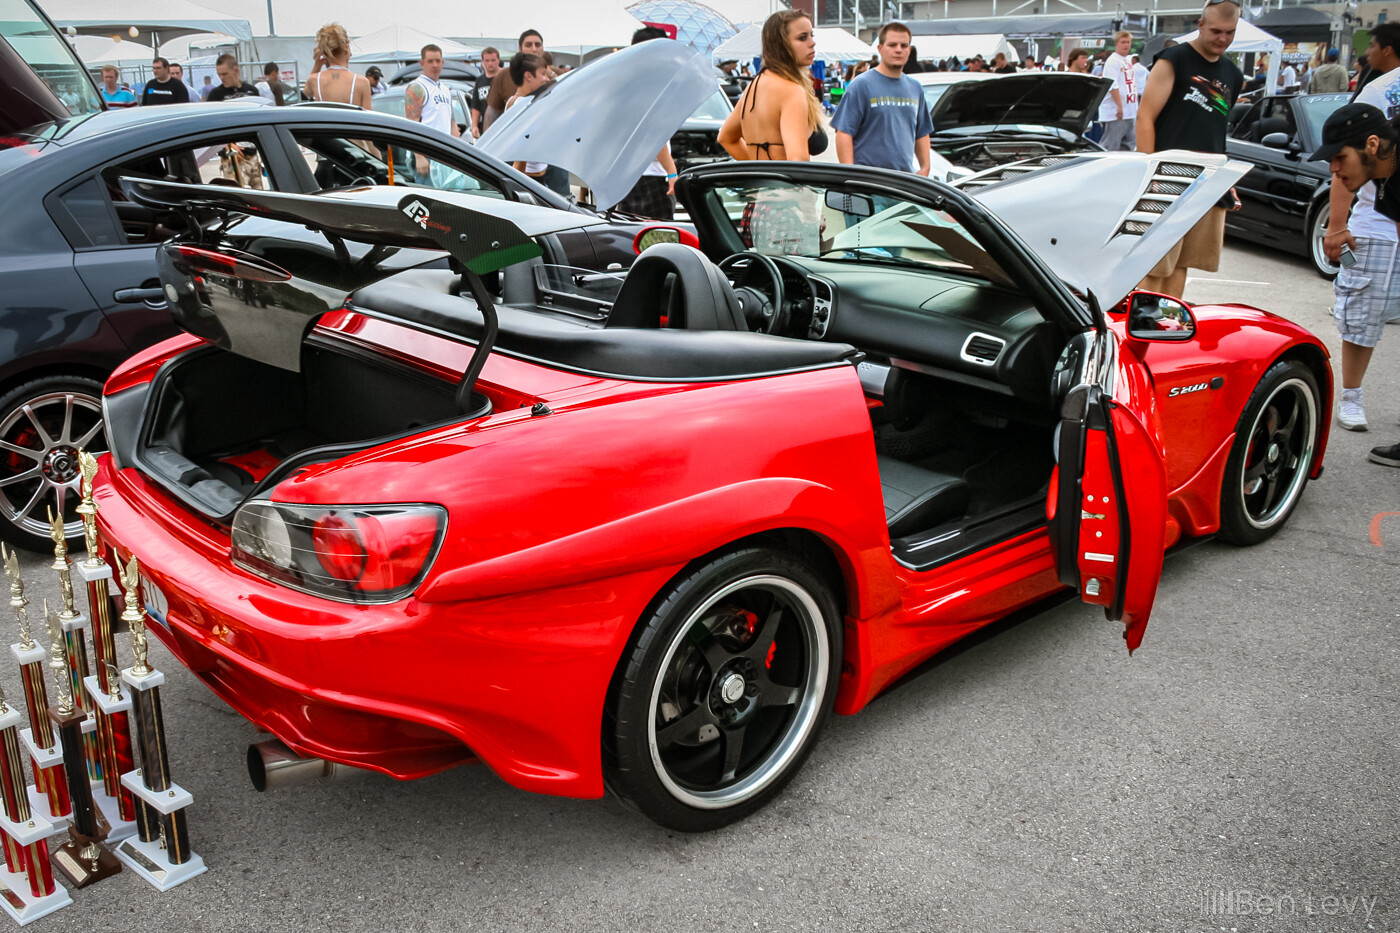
[247,739,353,792]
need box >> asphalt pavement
[3,237,1397,932]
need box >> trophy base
[50,837,121,889]
[115,837,206,892]
[0,867,72,926]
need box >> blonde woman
[719,10,827,161]
[303,23,372,109]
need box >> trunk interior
[137,340,485,520]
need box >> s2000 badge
[1169,382,1209,398]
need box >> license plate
[140,573,170,626]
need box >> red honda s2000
[92,151,1329,831]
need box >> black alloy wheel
[1218,360,1320,545]
[0,377,107,551]
[605,546,841,832]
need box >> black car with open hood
[928,73,1112,173]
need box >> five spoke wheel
[607,547,841,831]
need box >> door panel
[1049,332,1166,653]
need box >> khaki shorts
[1145,206,1227,278]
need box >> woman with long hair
[719,10,827,160]
[303,23,372,109]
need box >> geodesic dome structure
[627,0,739,59]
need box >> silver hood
[476,41,717,211]
[957,150,1253,309]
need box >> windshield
[712,179,1013,285]
[1296,93,1348,146]
[689,88,731,121]
[0,0,102,118]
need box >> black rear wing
[121,180,605,411]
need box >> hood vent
[1157,162,1203,178]
[1112,164,1205,238]
[956,154,1076,191]
[961,332,1006,366]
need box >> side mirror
[633,225,701,253]
[1261,131,1291,149]
[1127,291,1196,341]
[825,190,873,217]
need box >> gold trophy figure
[76,452,102,570]
[121,558,151,678]
[2,556,69,821]
[2,546,34,652]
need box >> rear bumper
[93,457,669,797]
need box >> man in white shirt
[1320,23,1400,432]
[1132,54,1149,103]
[1098,31,1136,151]
[1279,60,1299,92]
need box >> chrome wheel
[1311,204,1339,279]
[1237,377,1317,531]
[0,384,105,546]
[646,574,829,809]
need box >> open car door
[1048,327,1167,653]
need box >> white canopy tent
[349,25,478,64]
[49,0,252,44]
[75,36,165,64]
[713,23,874,63]
[1175,20,1283,98]
[913,33,1015,64]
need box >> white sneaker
[1338,389,1368,431]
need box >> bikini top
[741,70,828,158]
[315,65,361,104]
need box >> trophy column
[115,558,207,891]
[45,607,120,888]
[1,546,69,824]
[0,683,71,924]
[74,453,139,839]
[47,509,101,785]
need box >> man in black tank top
[1135,0,1244,298]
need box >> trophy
[2,546,70,823]
[0,681,70,923]
[115,558,207,891]
[45,604,121,888]
[48,508,100,784]
[73,453,139,839]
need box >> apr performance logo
[401,199,450,233]
[403,199,431,229]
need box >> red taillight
[165,244,291,283]
[232,502,446,603]
[312,514,368,582]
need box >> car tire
[1218,360,1320,546]
[604,546,842,832]
[0,376,106,552]
[1309,199,1339,279]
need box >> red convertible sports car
[92,151,1330,832]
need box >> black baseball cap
[365,65,382,77]
[1311,103,1390,161]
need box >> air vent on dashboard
[961,332,1006,366]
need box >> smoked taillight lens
[231,502,446,603]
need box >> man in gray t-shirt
[831,21,933,174]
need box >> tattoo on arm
[405,84,425,122]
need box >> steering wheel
[719,252,787,335]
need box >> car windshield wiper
[815,248,928,268]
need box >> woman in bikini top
[303,22,372,109]
[719,10,828,161]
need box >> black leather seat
[606,242,746,332]
[878,456,970,538]
[1251,115,1290,144]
